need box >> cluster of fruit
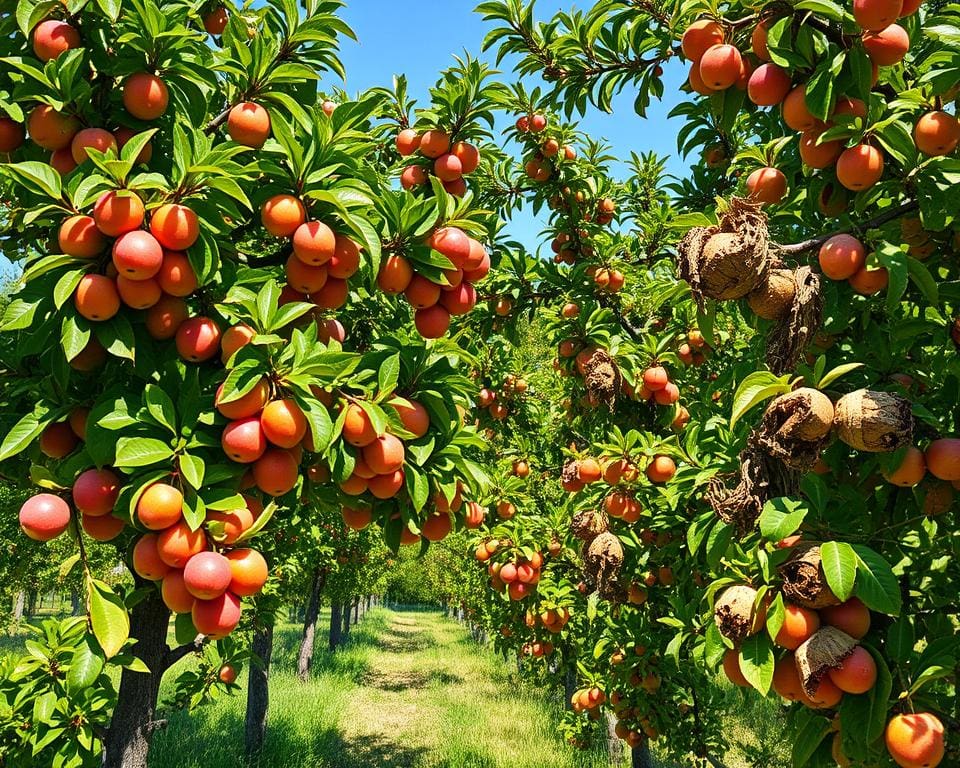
[519,639,555,658]
[570,686,606,714]
[487,550,544,601]
[513,113,561,183]
[376,226,490,338]
[476,374,528,422]
[524,605,571,634]
[396,128,480,197]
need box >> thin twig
[779,200,918,255]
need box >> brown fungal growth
[713,584,764,643]
[754,388,834,471]
[570,508,609,543]
[834,389,913,453]
[583,530,625,601]
[766,266,823,375]
[582,349,622,411]
[678,198,771,305]
[779,544,841,610]
[795,626,858,698]
[747,268,797,320]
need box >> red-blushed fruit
[440,282,477,316]
[799,129,843,169]
[392,398,429,438]
[722,649,751,687]
[50,147,78,173]
[311,277,348,309]
[0,117,25,153]
[421,512,452,541]
[807,677,843,708]
[925,438,960,481]
[285,255,329,293]
[404,275,441,309]
[341,505,373,530]
[419,129,451,158]
[28,105,80,151]
[363,433,405,475]
[681,19,724,62]
[218,664,237,684]
[654,381,680,405]
[74,274,120,321]
[292,220,336,266]
[862,23,910,66]
[157,521,206,568]
[260,399,307,449]
[747,63,792,106]
[183,551,233,600]
[137,482,183,530]
[452,141,480,174]
[854,0,904,29]
[849,264,889,295]
[899,0,922,14]
[39,422,78,458]
[434,153,462,182]
[261,194,306,238]
[203,6,228,34]
[70,410,88,439]
[71,127,117,165]
[464,250,490,282]
[19,494,71,541]
[220,323,255,363]
[775,604,821,650]
[642,366,669,391]
[112,230,163,280]
[746,166,787,204]
[368,469,404,499]
[914,111,960,156]
[32,20,80,61]
[192,591,242,638]
[342,403,377,447]
[81,513,125,541]
[150,204,199,251]
[225,548,268,596]
[884,712,945,768]
[415,305,451,338]
[828,646,877,693]
[400,165,428,189]
[396,128,420,156]
[113,126,153,163]
[253,448,299,496]
[819,234,866,280]
[227,102,270,148]
[156,250,198,296]
[133,534,171,580]
[836,144,884,190]
[59,215,105,258]
[821,598,872,638]
[699,44,742,90]
[206,505,254,545]
[428,226,472,267]
[176,317,221,362]
[122,73,169,121]
[146,295,188,340]
[222,416,267,463]
[117,275,162,309]
[93,190,145,237]
[318,318,346,344]
[328,235,361,279]
[72,468,120,517]
[161,570,195,613]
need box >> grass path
[149,608,618,768]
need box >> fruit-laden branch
[779,200,919,255]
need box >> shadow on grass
[365,667,464,692]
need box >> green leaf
[174,612,198,646]
[144,384,177,434]
[906,257,939,307]
[839,645,892,751]
[2,160,62,199]
[377,353,400,397]
[67,638,105,695]
[0,410,44,461]
[114,437,174,469]
[88,579,129,658]
[730,371,791,430]
[178,453,205,490]
[738,633,775,694]
[791,708,833,767]
[886,618,914,663]
[817,363,863,389]
[758,497,808,542]
[820,541,858,601]
[852,545,902,616]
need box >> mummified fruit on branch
[747,268,797,320]
[834,389,912,453]
[583,530,624,600]
[570,508,609,542]
[794,625,858,698]
[767,388,835,442]
[714,584,764,642]
[780,543,841,610]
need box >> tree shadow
[364,668,464,692]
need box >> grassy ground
[149,607,622,768]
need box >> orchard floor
[149,608,627,768]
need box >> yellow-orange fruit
[914,111,960,156]
[746,167,787,204]
[122,73,169,121]
[836,144,884,190]
[699,44,743,90]
[227,102,270,148]
[681,19,724,62]
[782,86,817,131]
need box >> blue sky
[335,0,693,250]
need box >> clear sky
[335,0,693,250]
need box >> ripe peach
[327,235,361,279]
[146,294,188,339]
[681,19,724,62]
[80,513,124,541]
[646,455,676,483]
[155,250,198,296]
[32,20,80,61]
[396,128,420,156]
[216,380,269,422]
[885,712,945,768]
[113,230,163,280]
[59,215,105,258]
[133,534,171,580]
[862,24,910,66]
[176,317,221,362]
[422,512,452,542]
[368,469,404,499]
[260,399,307,449]
[837,144,884,190]
[342,403,377,446]
[452,141,480,173]
[285,255,327,294]
[419,129,451,158]
[925,438,960,481]
[261,194,306,238]
[0,117,25,153]
[699,44,743,90]
[855,0,904,30]
[122,73,169,121]
[74,274,120,321]
[312,277,348,309]
[19,494,71,541]
[183,551,233,600]
[782,85,817,131]
[39,422,78,458]
[113,126,153,163]
[318,318,346,344]
[27,105,79,150]
[746,167,787,204]
[252,448,299,496]
[222,416,268,463]
[50,147,77,173]
[392,398,429,438]
[342,505,372,530]
[642,366,669,391]
[820,598,871,638]
[747,63,792,106]
[775,604,820,649]
[137,482,183,530]
[400,165,428,189]
[71,128,117,164]
[819,234,866,280]
[292,220,336,266]
[220,323,255,362]
[225,548,268,596]
[157,521,206,568]
[799,130,842,169]
[434,153,462,182]
[415,305,450,338]
[150,204,199,251]
[377,254,414,294]
[161,570,195,613]
[192,591,242,638]
[405,275,441,309]
[93,190,145,237]
[207,505,254,545]
[363,433,405,475]
[428,226,472,267]
[914,111,960,156]
[828,646,877,693]
[227,102,270,148]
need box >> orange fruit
[885,712,945,768]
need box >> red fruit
[74,274,120,322]
[747,63,792,106]
[415,305,451,338]
[0,117,25,153]
[122,73,169,121]
[342,403,377,447]
[192,592,242,638]
[32,20,80,61]
[81,513,124,542]
[39,422,78,458]
[176,317,222,362]
[400,165,428,189]
[419,129,451,158]
[252,448,299,496]
[642,366,669,391]
[828,646,877,693]
[71,128,117,165]
[434,153,463,182]
[439,282,477,315]
[146,295,188,340]
[183,551,233,600]
[161,570,195,613]
[451,142,480,174]
[819,234,866,280]
[260,399,307,449]
[836,144,884,190]
[221,416,268,463]
[72,468,120,517]
[327,235,361,279]
[782,86,817,131]
[862,23,910,66]
[392,399,429,438]
[112,230,163,280]
[914,111,960,157]
[885,712,945,768]
[820,598,871,639]
[854,0,904,30]
[156,251,198,296]
[117,275,161,309]
[27,105,80,151]
[377,254,414,294]
[19,494,71,541]
[368,469,404,499]
[292,221,336,266]
[746,167,787,204]
[225,548,269,596]
[157,521,206,568]
[681,19,725,62]
[136,483,183,530]
[428,227,472,267]
[422,512,452,542]
[203,7,228,35]
[396,129,420,156]
[261,194,306,238]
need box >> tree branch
[164,637,204,670]
[779,200,918,255]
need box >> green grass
[149,608,621,768]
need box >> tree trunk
[605,712,624,764]
[564,665,577,710]
[352,597,359,624]
[295,568,326,682]
[632,740,654,768]
[341,598,351,637]
[244,619,274,759]
[329,602,342,650]
[102,589,170,768]
[70,587,81,616]
[12,590,24,624]
[26,589,37,617]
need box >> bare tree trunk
[564,665,577,710]
[12,590,24,625]
[632,740,654,768]
[26,589,37,617]
[352,597,359,624]
[244,619,274,759]
[70,587,81,615]
[102,589,170,768]
[296,568,326,682]
[341,598,351,637]
[605,712,624,764]
[329,602,342,651]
